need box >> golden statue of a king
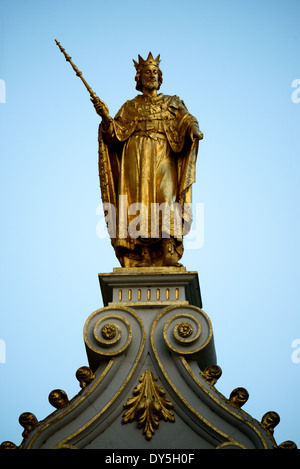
[93,52,203,267]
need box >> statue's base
[99,266,202,309]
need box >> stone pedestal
[21,267,278,450]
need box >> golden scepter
[55,40,110,120]
[55,39,117,232]
[55,39,98,99]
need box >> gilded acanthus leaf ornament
[122,369,175,440]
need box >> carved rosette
[171,315,201,347]
[101,323,119,340]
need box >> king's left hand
[190,124,203,141]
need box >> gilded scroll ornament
[162,309,207,355]
[19,412,39,440]
[122,369,175,440]
[261,411,280,435]
[85,310,132,359]
[277,440,298,449]
[200,364,222,385]
[48,389,69,409]
[75,366,96,389]
[229,387,249,408]
[0,441,18,449]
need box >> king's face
[141,64,159,91]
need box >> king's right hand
[91,96,111,123]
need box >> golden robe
[98,93,200,266]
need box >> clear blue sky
[0,0,299,447]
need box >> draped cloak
[98,93,200,265]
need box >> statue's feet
[121,253,141,268]
[122,247,153,267]
[161,239,182,267]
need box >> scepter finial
[55,39,71,62]
[54,39,97,99]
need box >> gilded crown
[133,52,161,71]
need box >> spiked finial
[133,52,161,71]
